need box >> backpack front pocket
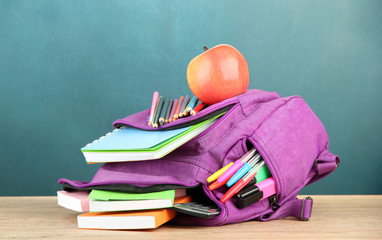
[183,138,277,226]
[249,97,329,201]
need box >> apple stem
[203,46,208,51]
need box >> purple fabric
[316,150,341,175]
[58,89,339,225]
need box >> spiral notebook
[81,114,221,163]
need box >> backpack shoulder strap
[260,196,313,221]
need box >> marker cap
[216,160,243,183]
[234,177,276,208]
[208,177,229,191]
[226,155,261,187]
[217,149,256,183]
[207,162,233,183]
[226,162,251,187]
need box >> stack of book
[57,103,222,230]
[57,189,191,230]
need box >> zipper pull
[269,195,280,211]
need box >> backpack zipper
[269,195,280,211]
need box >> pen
[220,161,265,203]
[217,148,257,184]
[226,154,262,187]
[207,162,234,183]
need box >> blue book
[81,115,220,163]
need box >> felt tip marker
[207,162,234,183]
[208,176,230,191]
[217,148,257,184]
[254,165,272,184]
[226,154,262,187]
[235,177,276,209]
[220,161,265,203]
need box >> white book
[57,190,90,212]
[89,198,173,212]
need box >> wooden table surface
[0,195,381,239]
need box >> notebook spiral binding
[85,126,128,147]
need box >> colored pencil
[173,96,184,120]
[186,96,198,112]
[193,99,202,110]
[179,95,190,118]
[159,97,171,125]
[152,96,164,128]
[148,91,159,126]
[190,102,206,116]
[164,98,173,124]
[182,105,189,117]
[168,99,178,123]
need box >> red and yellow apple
[187,44,249,105]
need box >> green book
[81,113,223,163]
[89,189,177,201]
[88,189,187,212]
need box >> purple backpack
[59,89,340,225]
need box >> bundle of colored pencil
[148,92,207,128]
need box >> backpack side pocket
[248,96,336,211]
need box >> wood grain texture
[0,195,381,240]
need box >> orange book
[77,195,191,230]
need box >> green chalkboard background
[0,0,381,196]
